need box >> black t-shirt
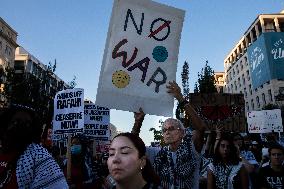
[112,182,162,189]
[257,165,284,189]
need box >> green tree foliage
[181,61,190,97]
[194,82,199,93]
[1,59,62,124]
[149,119,165,146]
[195,60,217,93]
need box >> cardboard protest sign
[247,109,283,133]
[96,0,185,117]
[53,88,84,137]
[84,102,110,141]
[95,141,111,154]
[188,93,246,132]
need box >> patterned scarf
[16,143,68,189]
[208,162,242,189]
[153,130,199,189]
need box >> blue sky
[1,0,283,145]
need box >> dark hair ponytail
[142,158,160,185]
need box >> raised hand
[132,108,145,135]
[134,107,145,122]
[215,125,224,139]
[166,80,184,102]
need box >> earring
[140,166,143,170]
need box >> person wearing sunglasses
[132,80,206,189]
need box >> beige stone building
[0,17,17,68]
[224,11,284,113]
[15,46,69,98]
[214,71,225,93]
[0,17,18,105]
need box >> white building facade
[15,46,69,97]
[224,12,284,113]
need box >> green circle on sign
[152,46,168,62]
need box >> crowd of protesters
[0,81,284,189]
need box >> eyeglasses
[162,126,180,134]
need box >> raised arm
[166,81,206,131]
[131,108,145,136]
[166,80,206,152]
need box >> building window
[14,60,25,71]
[249,84,252,95]
[234,81,237,91]
[244,88,247,98]
[256,96,260,108]
[265,22,276,32]
[262,93,266,105]
[233,69,235,77]
[32,64,38,76]
[4,45,12,56]
[268,89,273,102]
[245,57,248,66]
[231,84,233,92]
[246,102,249,111]
[0,41,2,49]
[238,77,241,87]
[246,70,250,81]
[242,74,245,85]
[251,99,254,110]
[279,87,284,95]
[236,65,239,74]
[279,22,284,32]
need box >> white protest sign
[247,111,265,133]
[53,88,84,136]
[264,109,283,132]
[96,0,185,117]
[84,102,110,141]
[247,109,283,133]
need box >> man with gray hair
[132,80,206,189]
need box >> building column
[241,41,245,54]
[255,24,260,37]
[245,36,249,48]
[249,31,254,44]
[259,16,265,33]
[274,17,281,32]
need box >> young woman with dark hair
[0,106,68,188]
[107,132,162,189]
[207,134,249,189]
